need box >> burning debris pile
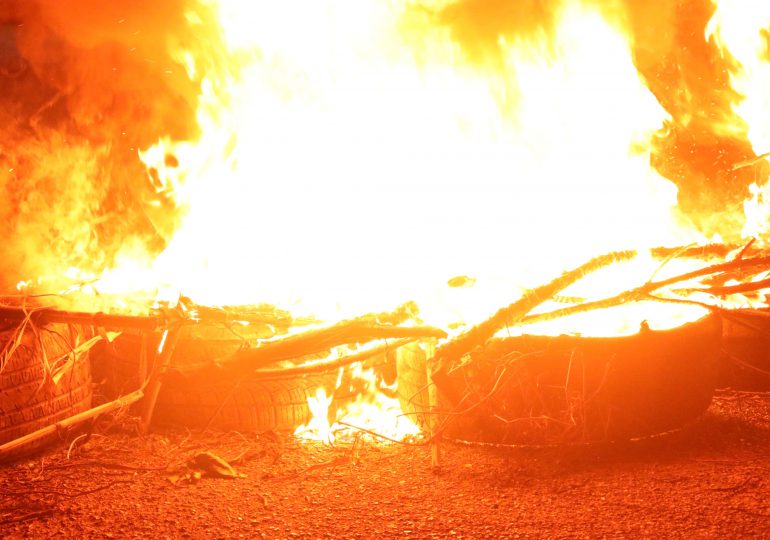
[4,0,770,458]
[3,241,770,460]
[0,297,445,459]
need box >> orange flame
[294,364,420,444]
[72,1,700,323]
[6,1,770,439]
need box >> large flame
[71,0,701,326]
[707,1,770,240]
[3,0,770,322]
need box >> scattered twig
[66,433,91,460]
[296,455,351,475]
[336,422,430,446]
[46,459,170,472]
[0,509,56,526]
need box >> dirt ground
[1,389,769,539]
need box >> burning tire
[92,323,395,432]
[0,323,92,455]
[153,372,359,432]
[398,315,722,445]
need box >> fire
[708,1,770,155]
[294,364,421,444]
[82,0,698,324]
[6,1,770,441]
[707,2,770,240]
[297,387,335,444]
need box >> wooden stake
[424,338,441,469]
[140,325,183,433]
[138,332,149,384]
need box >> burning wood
[0,297,443,458]
[4,240,770,457]
[431,250,637,405]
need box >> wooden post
[138,331,149,384]
[425,338,441,469]
[140,324,183,433]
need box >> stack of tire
[0,322,92,458]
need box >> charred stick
[731,150,770,170]
[734,238,757,261]
[247,337,418,379]
[184,302,295,329]
[649,243,745,260]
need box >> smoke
[419,0,758,237]
[0,0,210,290]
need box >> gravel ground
[1,389,769,539]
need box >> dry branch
[0,306,164,330]
[247,337,418,379]
[731,151,770,170]
[520,255,770,328]
[206,319,446,371]
[433,250,637,368]
[649,243,745,260]
[677,276,770,296]
[429,250,637,406]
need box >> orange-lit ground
[1,389,769,538]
